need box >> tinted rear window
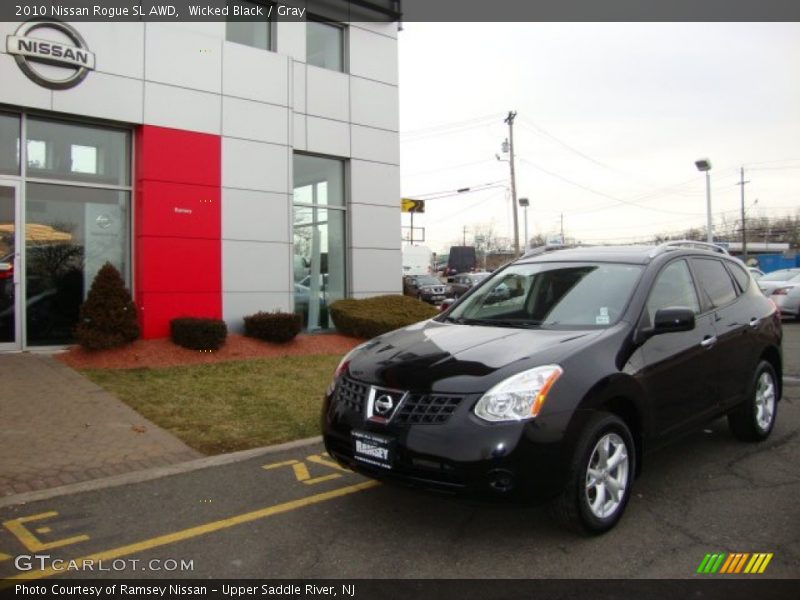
[727,261,751,292]
[692,258,737,307]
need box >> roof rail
[649,240,730,258]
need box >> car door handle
[749,318,760,329]
[700,336,717,349]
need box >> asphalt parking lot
[1,324,798,582]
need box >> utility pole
[504,110,520,256]
[560,213,564,243]
[736,167,750,262]
[463,225,467,246]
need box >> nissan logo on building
[6,21,95,90]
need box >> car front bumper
[321,381,573,501]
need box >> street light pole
[695,158,713,243]
[504,111,520,256]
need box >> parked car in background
[323,242,782,534]
[771,283,800,320]
[757,268,800,295]
[445,246,477,281]
[402,245,433,277]
[403,274,447,304]
[448,272,491,298]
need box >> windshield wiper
[455,317,540,329]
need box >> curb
[0,436,324,509]
[784,376,800,387]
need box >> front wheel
[728,360,778,442]
[551,412,635,534]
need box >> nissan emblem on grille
[374,395,394,415]
[367,386,406,423]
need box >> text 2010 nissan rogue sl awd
[322,243,783,533]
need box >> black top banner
[1,0,799,22]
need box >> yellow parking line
[2,480,379,584]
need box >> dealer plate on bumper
[352,430,394,470]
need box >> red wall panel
[135,125,221,339]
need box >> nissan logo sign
[7,21,95,90]
[374,395,395,415]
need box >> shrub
[74,262,139,351]
[170,317,227,351]
[244,311,302,343]
[329,295,439,339]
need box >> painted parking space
[0,448,378,583]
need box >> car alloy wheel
[754,371,776,432]
[728,360,779,442]
[585,433,629,519]
[551,412,635,534]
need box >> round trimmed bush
[170,317,227,351]
[329,295,439,339]
[244,311,302,343]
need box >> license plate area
[352,430,394,470]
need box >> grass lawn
[82,354,341,455]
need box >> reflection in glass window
[71,145,98,174]
[226,1,271,51]
[307,19,344,72]
[293,154,346,331]
[0,112,21,176]
[25,183,130,346]
[26,118,130,186]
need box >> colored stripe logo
[697,552,773,574]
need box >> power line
[406,180,506,199]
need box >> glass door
[0,180,21,350]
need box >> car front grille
[333,377,462,425]
[333,376,368,415]
[394,394,462,425]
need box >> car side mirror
[640,307,695,341]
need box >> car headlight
[474,365,563,422]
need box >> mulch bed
[56,333,363,370]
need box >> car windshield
[443,262,643,329]
[760,269,800,282]
[414,276,440,286]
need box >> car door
[638,259,720,437]
[690,258,755,409]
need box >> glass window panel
[26,117,130,186]
[226,1,271,50]
[25,183,130,346]
[307,20,344,72]
[293,154,344,206]
[293,154,346,331]
[0,186,16,343]
[0,112,21,176]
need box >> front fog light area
[474,365,563,422]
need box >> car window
[646,260,700,322]
[759,269,799,282]
[692,258,737,308]
[447,262,643,328]
[727,261,751,292]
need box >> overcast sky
[397,22,800,253]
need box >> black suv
[323,243,782,533]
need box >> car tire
[727,360,778,442]
[551,412,635,535]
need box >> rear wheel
[728,360,778,442]
[551,412,635,534]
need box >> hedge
[329,295,439,339]
[244,311,302,343]
[170,317,228,351]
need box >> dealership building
[0,2,402,350]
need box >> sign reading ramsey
[6,21,95,89]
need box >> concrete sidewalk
[0,353,201,499]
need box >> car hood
[346,319,604,393]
